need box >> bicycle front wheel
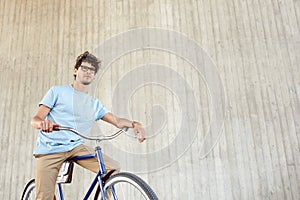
[103,172,158,200]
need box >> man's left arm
[101,112,146,143]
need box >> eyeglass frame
[80,65,96,74]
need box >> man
[31,51,146,200]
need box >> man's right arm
[31,105,53,132]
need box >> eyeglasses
[80,65,96,74]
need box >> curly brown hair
[74,51,101,79]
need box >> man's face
[74,61,96,85]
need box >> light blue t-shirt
[34,85,108,155]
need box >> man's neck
[72,81,90,93]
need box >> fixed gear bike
[21,125,158,200]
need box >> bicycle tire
[21,179,36,200]
[103,172,158,200]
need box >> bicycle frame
[53,125,126,200]
[56,146,110,200]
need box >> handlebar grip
[53,124,61,131]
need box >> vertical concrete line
[248,0,278,198]
[270,1,299,199]
[17,0,35,196]
[230,0,258,198]
[6,0,26,198]
[257,0,292,198]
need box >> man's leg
[69,144,121,173]
[35,153,65,200]
[69,144,121,199]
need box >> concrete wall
[0,0,299,199]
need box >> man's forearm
[116,117,134,129]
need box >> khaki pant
[34,144,120,200]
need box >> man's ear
[73,68,78,76]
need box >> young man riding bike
[31,51,146,200]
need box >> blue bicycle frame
[51,125,128,200]
[56,146,112,200]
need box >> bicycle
[21,125,158,200]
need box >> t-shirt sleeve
[39,87,57,109]
[95,99,108,120]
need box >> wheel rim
[102,174,157,200]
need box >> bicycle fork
[95,146,107,200]
[95,146,119,200]
[83,146,116,200]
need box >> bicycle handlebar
[53,124,128,142]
